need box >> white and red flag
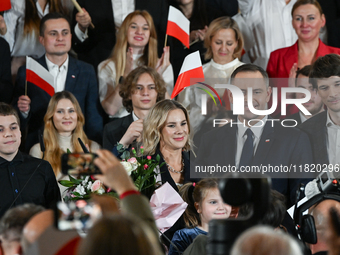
[0,0,11,12]
[171,51,204,99]
[166,6,190,48]
[26,56,55,97]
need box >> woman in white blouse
[98,10,173,119]
[178,16,244,131]
[29,91,100,196]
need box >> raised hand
[76,8,92,33]
[119,119,143,148]
[0,15,7,35]
[17,95,31,113]
[156,46,170,75]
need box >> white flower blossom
[87,181,92,190]
[121,162,133,175]
[75,184,86,196]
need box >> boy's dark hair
[0,102,20,126]
[40,12,71,36]
[231,64,269,87]
[295,65,312,86]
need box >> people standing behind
[103,66,166,152]
[168,179,231,255]
[29,91,100,196]
[0,0,68,79]
[178,16,244,132]
[299,54,340,165]
[236,0,298,69]
[267,0,340,118]
[0,102,61,219]
[286,65,324,125]
[13,12,103,153]
[0,37,12,104]
[168,0,221,79]
[204,0,238,18]
[98,10,173,119]
[71,0,168,70]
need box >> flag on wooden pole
[166,6,190,48]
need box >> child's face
[197,188,232,225]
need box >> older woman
[98,10,172,118]
[267,0,340,117]
[178,16,244,131]
[29,91,100,195]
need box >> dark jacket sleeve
[43,161,61,208]
[0,38,13,104]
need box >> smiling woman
[29,91,100,197]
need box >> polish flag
[166,6,190,48]
[26,56,55,97]
[0,0,11,12]
[171,51,204,99]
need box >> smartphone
[61,153,101,175]
[54,200,102,232]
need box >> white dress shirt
[45,55,69,93]
[237,0,298,69]
[326,113,340,165]
[235,115,268,168]
[2,0,47,58]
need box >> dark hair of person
[295,65,312,86]
[78,215,161,255]
[179,179,219,228]
[309,54,340,89]
[119,66,167,113]
[39,12,71,36]
[25,0,68,36]
[291,0,323,17]
[0,204,44,241]
[0,102,20,126]
[230,64,269,87]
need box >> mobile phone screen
[61,153,101,175]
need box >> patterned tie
[239,128,254,168]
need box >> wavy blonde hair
[101,10,158,85]
[43,91,91,176]
[143,99,192,156]
[204,16,244,61]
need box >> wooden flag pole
[71,0,95,29]
[25,80,27,96]
[164,34,168,48]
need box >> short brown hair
[291,0,323,17]
[204,16,244,61]
[0,103,20,126]
[119,66,167,113]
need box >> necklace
[165,158,184,174]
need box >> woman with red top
[266,0,340,118]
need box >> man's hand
[76,8,92,33]
[0,15,7,35]
[17,95,31,113]
[119,119,143,148]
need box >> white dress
[29,134,100,198]
[177,58,244,132]
[97,53,174,118]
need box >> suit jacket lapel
[314,113,329,164]
[37,55,48,70]
[252,121,275,165]
[65,57,78,92]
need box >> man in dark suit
[13,12,103,153]
[299,54,340,166]
[195,64,314,206]
[0,37,12,104]
[72,0,168,70]
[285,65,324,125]
[103,66,166,152]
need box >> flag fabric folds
[171,51,204,99]
[0,0,11,12]
[166,6,190,48]
[26,56,55,97]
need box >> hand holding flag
[171,51,204,99]
[166,6,190,48]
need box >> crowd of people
[1,0,340,254]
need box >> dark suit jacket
[284,112,302,126]
[103,114,134,151]
[72,0,168,69]
[299,111,329,165]
[195,119,314,206]
[14,55,103,152]
[0,37,13,104]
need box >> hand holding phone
[61,153,101,175]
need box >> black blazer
[72,0,169,70]
[195,118,314,206]
[299,111,329,165]
[103,114,134,151]
[285,112,302,126]
[0,37,13,104]
[13,55,103,152]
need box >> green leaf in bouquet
[58,180,76,187]
[67,148,72,153]
[156,154,160,162]
[69,175,83,185]
[73,192,81,197]
[121,150,130,160]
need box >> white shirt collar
[237,115,268,140]
[132,111,139,121]
[326,112,340,128]
[45,55,69,72]
[211,58,241,70]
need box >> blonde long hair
[43,91,91,176]
[101,10,158,85]
[143,99,192,156]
